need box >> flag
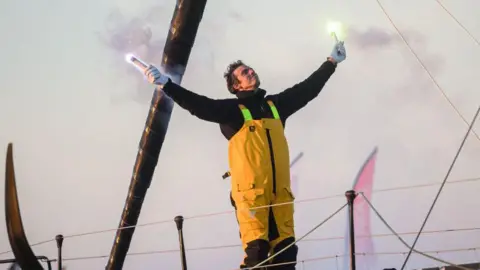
[343,147,378,269]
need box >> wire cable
[47,247,480,269]
[0,239,56,256]
[359,192,476,270]
[53,226,480,257]
[400,106,480,269]
[434,0,480,46]
[31,226,476,259]
[236,255,344,270]
[371,177,480,195]
[0,193,346,256]
[303,226,480,243]
[248,202,348,269]
[359,247,480,257]
[1,176,479,256]
[374,0,480,142]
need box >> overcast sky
[0,0,479,269]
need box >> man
[143,40,346,269]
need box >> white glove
[330,41,346,63]
[144,65,169,86]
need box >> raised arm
[270,41,346,119]
[161,80,239,123]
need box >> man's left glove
[144,65,170,86]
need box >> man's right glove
[144,65,170,86]
[330,41,346,63]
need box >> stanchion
[174,216,187,270]
[345,190,357,270]
[55,234,63,270]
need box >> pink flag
[343,147,378,270]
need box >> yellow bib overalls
[228,100,297,267]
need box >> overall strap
[266,100,280,119]
[238,104,253,121]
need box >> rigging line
[1,176,479,257]
[303,226,480,242]
[60,253,344,266]
[184,193,345,221]
[248,202,348,270]
[400,105,480,270]
[0,239,55,256]
[136,226,480,255]
[37,226,479,259]
[59,226,480,256]
[1,177,478,256]
[176,193,345,225]
[50,247,480,266]
[374,0,480,142]
[434,0,480,46]
[358,247,480,256]
[63,219,173,239]
[371,177,480,194]
[236,255,345,270]
[0,219,174,256]
[137,226,480,252]
[184,176,480,223]
[359,192,476,270]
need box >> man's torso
[219,89,286,140]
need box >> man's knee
[271,237,298,269]
[241,239,270,269]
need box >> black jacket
[162,60,336,140]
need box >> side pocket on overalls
[277,187,296,229]
[232,188,269,243]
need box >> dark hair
[223,60,245,94]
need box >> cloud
[347,27,400,49]
[347,26,445,75]
[96,4,221,105]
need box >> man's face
[232,64,260,91]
